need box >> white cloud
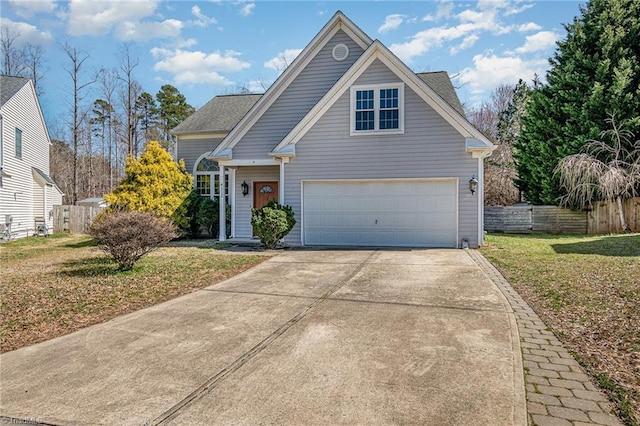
[390,23,481,62]
[151,47,251,85]
[67,0,158,36]
[515,30,559,54]
[457,53,547,97]
[245,80,267,93]
[505,3,535,16]
[114,19,183,41]
[391,1,530,63]
[423,0,455,22]
[8,0,56,17]
[264,48,303,72]
[67,0,182,40]
[518,22,542,32]
[191,5,217,27]
[0,17,53,46]
[378,14,406,34]
[239,3,255,16]
[450,34,479,55]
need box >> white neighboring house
[0,75,63,239]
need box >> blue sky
[2,0,582,130]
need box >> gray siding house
[172,11,494,248]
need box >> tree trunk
[616,196,630,233]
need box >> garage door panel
[303,180,457,248]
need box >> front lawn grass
[0,234,271,353]
[481,233,639,425]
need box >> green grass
[0,234,271,353]
[481,233,639,425]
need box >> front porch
[217,164,282,241]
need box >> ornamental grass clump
[89,210,177,271]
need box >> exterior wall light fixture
[469,175,478,195]
[241,181,249,197]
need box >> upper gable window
[15,128,22,159]
[350,83,404,136]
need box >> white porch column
[278,157,289,204]
[219,163,226,241]
[230,167,236,238]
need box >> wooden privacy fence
[588,198,640,233]
[53,205,104,234]
[485,198,640,234]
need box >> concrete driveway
[0,249,525,425]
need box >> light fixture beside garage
[241,181,249,196]
[469,176,478,195]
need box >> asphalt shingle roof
[172,71,465,135]
[0,75,30,106]
[172,93,262,135]
[416,71,466,118]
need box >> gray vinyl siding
[233,166,279,238]
[176,137,225,175]
[282,59,481,247]
[233,30,365,160]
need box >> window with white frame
[194,157,229,200]
[15,128,22,159]
[351,83,404,135]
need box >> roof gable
[172,93,261,136]
[0,75,52,146]
[0,75,30,106]
[210,10,372,159]
[271,40,494,156]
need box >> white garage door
[303,179,457,247]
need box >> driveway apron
[0,249,525,425]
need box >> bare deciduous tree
[1,27,25,76]
[556,115,640,232]
[61,43,98,205]
[468,83,523,206]
[117,44,140,157]
[1,28,46,96]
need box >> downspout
[0,113,4,176]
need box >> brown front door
[253,181,279,209]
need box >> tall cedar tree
[104,141,192,217]
[515,0,640,204]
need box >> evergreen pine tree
[515,0,640,204]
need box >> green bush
[89,210,177,271]
[197,197,218,238]
[173,191,203,238]
[251,200,295,248]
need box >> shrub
[251,200,296,248]
[174,191,204,238]
[89,210,177,271]
[104,141,192,218]
[196,197,218,238]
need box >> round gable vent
[332,43,349,62]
